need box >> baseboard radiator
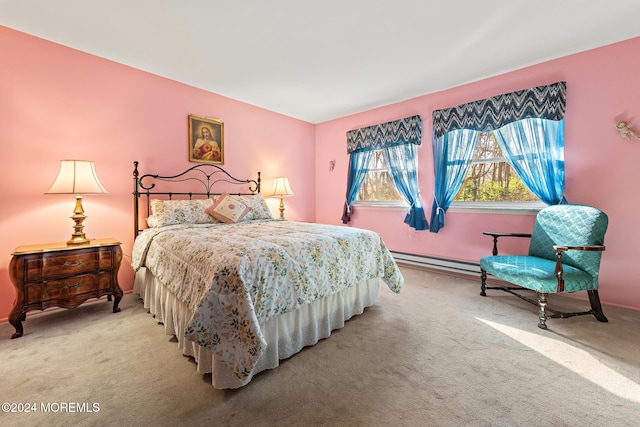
[390,251,481,279]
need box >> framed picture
[188,115,224,164]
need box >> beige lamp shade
[46,160,107,245]
[270,177,294,219]
[270,177,294,197]
[46,160,108,195]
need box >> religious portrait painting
[188,115,224,164]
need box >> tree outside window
[356,150,404,203]
[455,132,539,203]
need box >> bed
[131,161,404,389]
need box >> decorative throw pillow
[205,193,252,224]
[236,193,274,220]
[150,199,217,227]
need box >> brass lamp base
[67,195,91,246]
[278,195,286,220]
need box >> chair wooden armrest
[552,245,606,292]
[483,232,532,256]
[553,245,606,252]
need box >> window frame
[353,148,410,208]
[448,201,544,215]
[451,131,545,214]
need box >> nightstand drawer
[26,274,102,302]
[25,251,100,280]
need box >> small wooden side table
[8,238,123,338]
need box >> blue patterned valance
[347,115,422,153]
[432,82,566,139]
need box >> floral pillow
[150,199,217,227]
[236,193,274,220]
[205,193,252,224]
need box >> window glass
[454,132,539,203]
[356,150,404,203]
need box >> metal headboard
[132,161,261,238]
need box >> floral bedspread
[131,219,403,379]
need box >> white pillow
[146,215,159,228]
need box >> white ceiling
[2,1,640,123]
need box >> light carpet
[0,266,639,426]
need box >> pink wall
[315,36,640,310]
[1,25,639,325]
[0,27,316,322]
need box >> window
[453,132,543,209]
[355,149,405,204]
[343,115,426,229]
[430,83,565,231]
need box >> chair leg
[480,269,487,296]
[588,290,609,323]
[537,292,548,329]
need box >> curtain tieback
[434,196,444,214]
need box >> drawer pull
[62,283,81,290]
[63,260,83,267]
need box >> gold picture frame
[188,115,224,164]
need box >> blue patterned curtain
[432,82,566,138]
[382,143,428,230]
[347,115,422,153]
[342,149,374,223]
[429,129,478,232]
[343,115,426,229]
[493,118,566,205]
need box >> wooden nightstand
[8,238,123,339]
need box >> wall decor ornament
[188,115,224,164]
[615,121,640,140]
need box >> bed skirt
[133,268,380,389]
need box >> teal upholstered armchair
[480,204,608,329]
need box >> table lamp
[270,177,294,219]
[46,160,108,245]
